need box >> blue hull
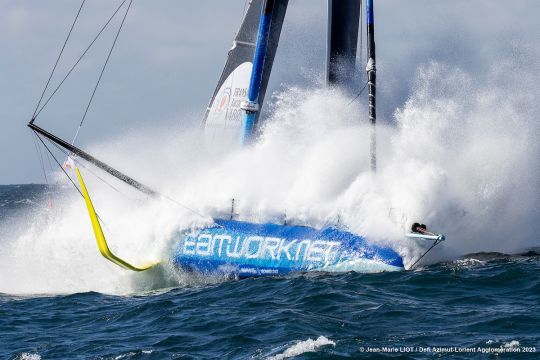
[173,219,404,277]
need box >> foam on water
[0,57,538,295]
[504,340,520,348]
[17,354,41,360]
[448,258,487,270]
[267,336,335,360]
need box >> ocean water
[2,54,540,358]
[0,185,539,359]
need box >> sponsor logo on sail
[216,88,231,113]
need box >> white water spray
[1,59,538,295]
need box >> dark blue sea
[1,185,539,359]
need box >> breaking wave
[266,336,335,360]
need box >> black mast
[366,0,376,171]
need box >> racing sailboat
[170,0,444,277]
[28,0,445,277]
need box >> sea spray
[1,58,538,294]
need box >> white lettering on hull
[226,236,243,258]
[181,232,341,264]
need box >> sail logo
[180,232,341,264]
[216,88,231,113]
[224,87,248,123]
[213,86,248,121]
[205,62,252,129]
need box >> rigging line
[347,80,368,106]
[35,133,49,184]
[160,193,220,227]
[34,132,83,199]
[43,136,125,196]
[409,240,440,270]
[45,144,55,174]
[72,159,124,196]
[33,0,129,119]
[31,132,49,184]
[73,0,133,146]
[34,131,112,230]
[32,0,86,120]
[35,132,57,175]
[40,126,217,225]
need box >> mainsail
[203,0,288,145]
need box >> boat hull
[173,219,404,277]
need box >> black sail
[326,0,361,89]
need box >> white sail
[202,0,288,148]
[205,61,253,145]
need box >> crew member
[411,222,428,234]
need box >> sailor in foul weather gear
[411,223,429,234]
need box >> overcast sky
[1,0,539,184]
